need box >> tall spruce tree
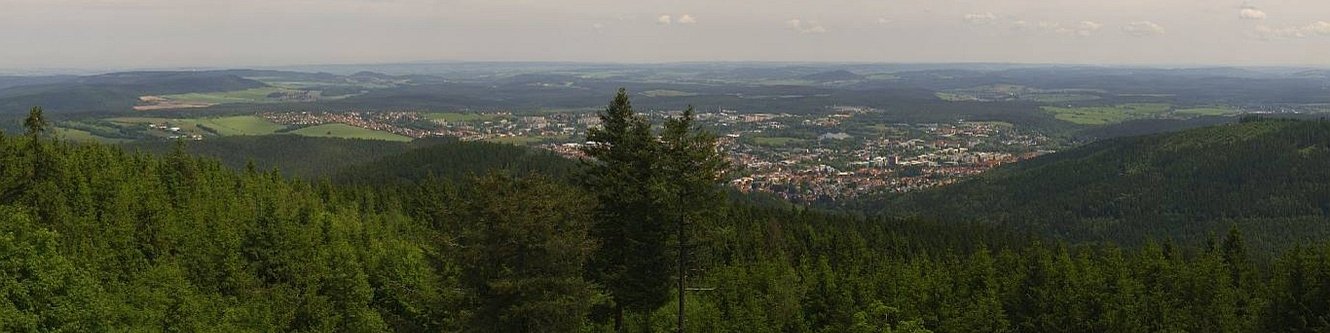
[457,174,599,332]
[581,88,672,331]
[23,106,48,138]
[658,105,730,331]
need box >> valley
[11,64,1327,203]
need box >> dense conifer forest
[7,97,1330,332]
[878,117,1330,252]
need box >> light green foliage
[0,207,111,332]
[202,116,287,135]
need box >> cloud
[1069,21,1103,36]
[876,17,892,25]
[1254,21,1330,40]
[786,19,827,34]
[592,23,604,30]
[964,12,998,24]
[657,15,672,25]
[1122,21,1166,37]
[1078,21,1104,31]
[1012,20,1101,36]
[1240,8,1267,20]
[678,14,696,24]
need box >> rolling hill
[0,71,268,114]
[879,117,1330,249]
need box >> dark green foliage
[580,89,674,327]
[23,106,47,138]
[127,135,577,181]
[456,174,599,332]
[127,135,415,179]
[336,137,577,184]
[880,119,1330,250]
[12,92,1330,333]
[0,134,440,331]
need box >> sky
[1,0,1328,70]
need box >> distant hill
[0,71,267,114]
[349,71,399,80]
[800,70,865,82]
[0,75,77,91]
[877,118,1330,250]
[74,71,267,95]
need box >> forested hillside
[126,135,416,179]
[333,137,577,184]
[128,135,578,182]
[9,101,1330,332]
[0,72,267,114]
[881,117,1330,250]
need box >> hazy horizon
[4,0,1329,71]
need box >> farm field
[289,124,412,142]
[1042,103,1173,125]
[1024,93,1101,103]
[200,116,287,135]
[55,128,129,143]
[159,87,289,105]
[1175,106,1241,116]
[106,116,285,136]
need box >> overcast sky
[2,0,1328,70]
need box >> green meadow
[108,116,285,136]
[1042,103,1173,125]
[159,87,289,104]
[1175,106,1241,116]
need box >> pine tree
[457,174,599,332]
[658,105,730,332]
[23,106,48,138]
[580,88,672,331]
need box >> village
[255,106,1057,201]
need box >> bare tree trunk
[615,306,624,333]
